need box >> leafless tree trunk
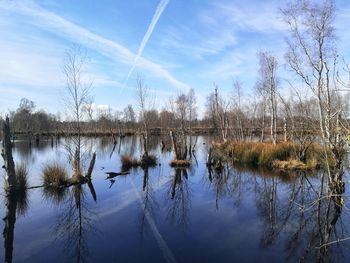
[213,85,230,142]
[136,74,153,158]
[282,0,343,182]
[232,79,244,141]
[258,52,278,144]
[1,117,16,191]
[63,46,92,174]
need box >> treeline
[2,88,347,141]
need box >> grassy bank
[213,141,327,171]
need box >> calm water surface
[1,136,349,262]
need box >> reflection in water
[2,136,350,262]
[2,189,29,263]
[255,169,346,262]
[52,181,97,263]
[203,162,348,262]
[138,167,159,239]
[167,169,191,229]
[3,194,17,263]
[41,144,98,263]
[43,185,69,205]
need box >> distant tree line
[1,86,348,140]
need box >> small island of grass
[211,141,330,171]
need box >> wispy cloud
[0,0,189,91]
[126,0,170,83]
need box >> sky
[1,0,350,117]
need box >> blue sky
[1,0,350,117]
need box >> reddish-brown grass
[169,159,191,167]
[214,141,323,170]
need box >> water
[0,136,349,262]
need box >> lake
[0,136,349,263]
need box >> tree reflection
[204,161,348,262]
[255,169,347,262]
[2,189,29,263]
[46,180,97,263]
[166,168,191,229]
[205,165,254,210]
[138,167,159,239]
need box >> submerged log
[85,152,96,178]
[105,171,130,179]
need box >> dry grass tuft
[42,163,69,186]
[121,155,140,169]
[272,159,307,170]
[15,164,29,215]
[140,154,157,167]
[169,159,191,167]
[16,164,29,191]
[214,141,322,171]
[121,154,157,169]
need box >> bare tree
[175,93,188,132]
[232,79,244,141]
[83,96,96,135]
[213,85,230,142]
[135,74,153,157]
[187,88,197,132]
[282,0,345,181]
[258,52,278,144]
[83,96,95,122]
[63,46,92,173]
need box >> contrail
[125,0,170,83]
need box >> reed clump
[15,164,29,191]
[169,159,191,168]
[42,163,69,186]
[140,154,157,167]
[121,155,139,169]
[215,141,322,170]
[15,164,29,215]
[121,154,157,169]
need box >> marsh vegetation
[1,0,350,262]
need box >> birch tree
[213,85,230,142]
[282,0,345,181]
[63,46,92,173]
[257,52,278,144]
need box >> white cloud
[213,1,288,33]
[0,0,190,92]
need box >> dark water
[1,136,350,263]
